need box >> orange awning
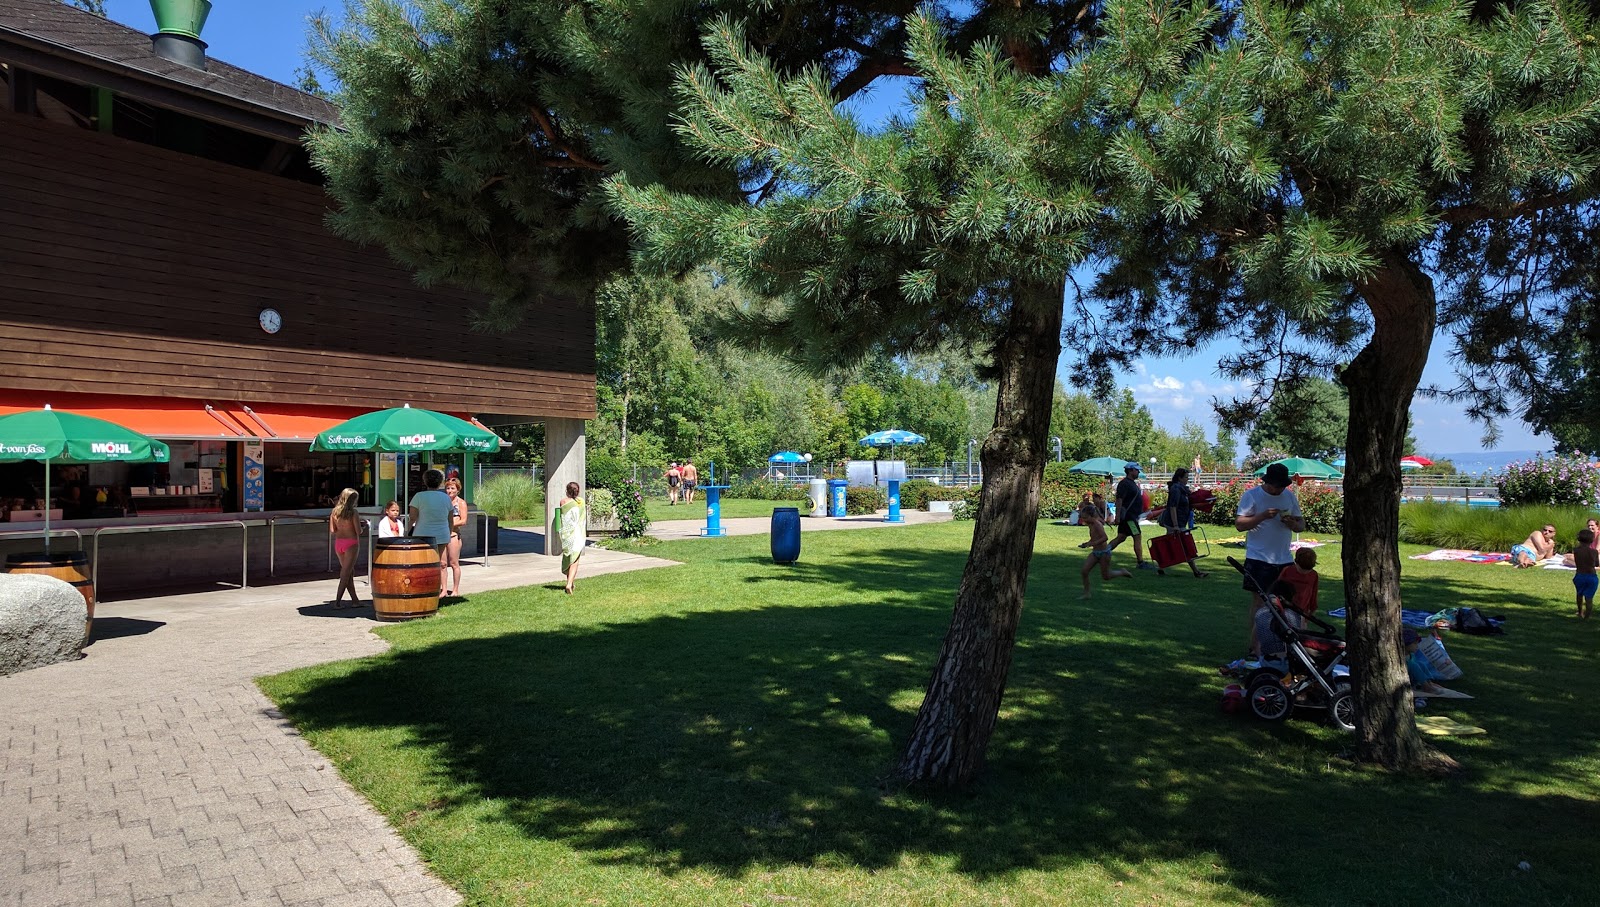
[0,392,480,444]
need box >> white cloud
[1152,376,1183,391]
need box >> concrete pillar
[544,417,586,557]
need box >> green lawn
[259,523,1600,906]
[643,496,808,523]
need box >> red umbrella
[1401,455,1433,467]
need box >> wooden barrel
[372,537,441,622]
[5,550,94,641]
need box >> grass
[643,496,807,523]
[259,522,1600,906]
[1400,501,1598,551]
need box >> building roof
[0,0,338,130]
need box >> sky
[94,0,1550,458]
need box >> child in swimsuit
[1574,528,1597,619]
[328,488,363,608]
[1080,492,1132,599]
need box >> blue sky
[96,0,1548,457]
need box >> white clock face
[259,308,282,334]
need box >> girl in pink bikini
[328,487,363,608]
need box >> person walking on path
[328,488,363,607]
[554,481,586,594]
[681,461,699,503]
[666,462,681,504]
[1106,462,1153,569]
[1235,462,1305,657]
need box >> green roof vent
[148,0,212,70]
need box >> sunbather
[1511,524,1556,568]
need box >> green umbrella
[1252,457,1343,480]
[0,406,170,553]
[1068,456,1140,477]
[310,405,502,503]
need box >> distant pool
[1401,497,1501,508]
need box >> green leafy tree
[1085,0,1600,770]
[1247,378,1349,461]
[64,0,105,16]
[1211,426,1239,469]
[1098,389,1156,462]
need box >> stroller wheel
[1247,676,1293,722]
[1328,684,1357,733]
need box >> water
[1431,449,1547,477]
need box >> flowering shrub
[1241,447,1292,473]
[952,485,984,520]
[1497,455,1600,507]
[614,479,650,538]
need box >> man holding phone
[1235,462,1306,658]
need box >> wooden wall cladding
[0,111,595,420]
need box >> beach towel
[1408,549,1511,563]
[1327,607,1437,628]
[1415,715,1487,736]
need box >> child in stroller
[1221,556,1355,731]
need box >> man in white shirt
[1235,462,1306,657]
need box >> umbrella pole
[43,458,51,555]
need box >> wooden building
[0,0,591,590]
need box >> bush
[613,479,650,539]
[1196,476,1343,533]
[1038,483,1080,520]
[1042,463,1112,491]
[729,477,808,501]
[844,486,886,515]
[475,473,543,521]
[951,485,984,520]
[1398,501,1597,551]
[1496,455,1600,507]
[586,452,629,491]
[587,487,616,525]
[899,479,939,510]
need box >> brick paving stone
[2,520,933,906]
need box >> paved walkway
[0,531,678,907]
[0,512,951,906]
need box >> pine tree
[1084,0,1600,769]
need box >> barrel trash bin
[827,479,849,517]
[5,550,93,642]
[808,478,827,517]
[771,507,802,564]
[372,537,441,621]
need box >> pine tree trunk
[897,280,1063,788]
[1342,253,1457,773]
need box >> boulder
[0,573,86,676]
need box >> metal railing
[0,527,84,552]
[92,520,249,591]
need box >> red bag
[1189,488,1215,513]
[1149,532,1199,568]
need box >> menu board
[242,439,265,511]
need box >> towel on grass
[1327,607,1437,628]
[1416,715,1487,736]
[1408,549,1512,563]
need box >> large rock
[0,573,86,676]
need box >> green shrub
[586,452,629,491]
[1398,501,1593,551]
[951,485,983,520]
[1042,463,1110,491]
[729,477,809,501]
[1497,455,1600,507]
[844,486,886,515]
[1196,475,1343,533]
[614,479,651,539]
[1038,483,1080,520]
[475,473,543,521]
[587,487,615,521]
[899,479,938,510]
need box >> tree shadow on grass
[267,541,1600,903]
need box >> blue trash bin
[827,479,849,517]
[771,507,801,564]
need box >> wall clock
[259,308,283,334]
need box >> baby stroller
[1222,556,1355,732]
